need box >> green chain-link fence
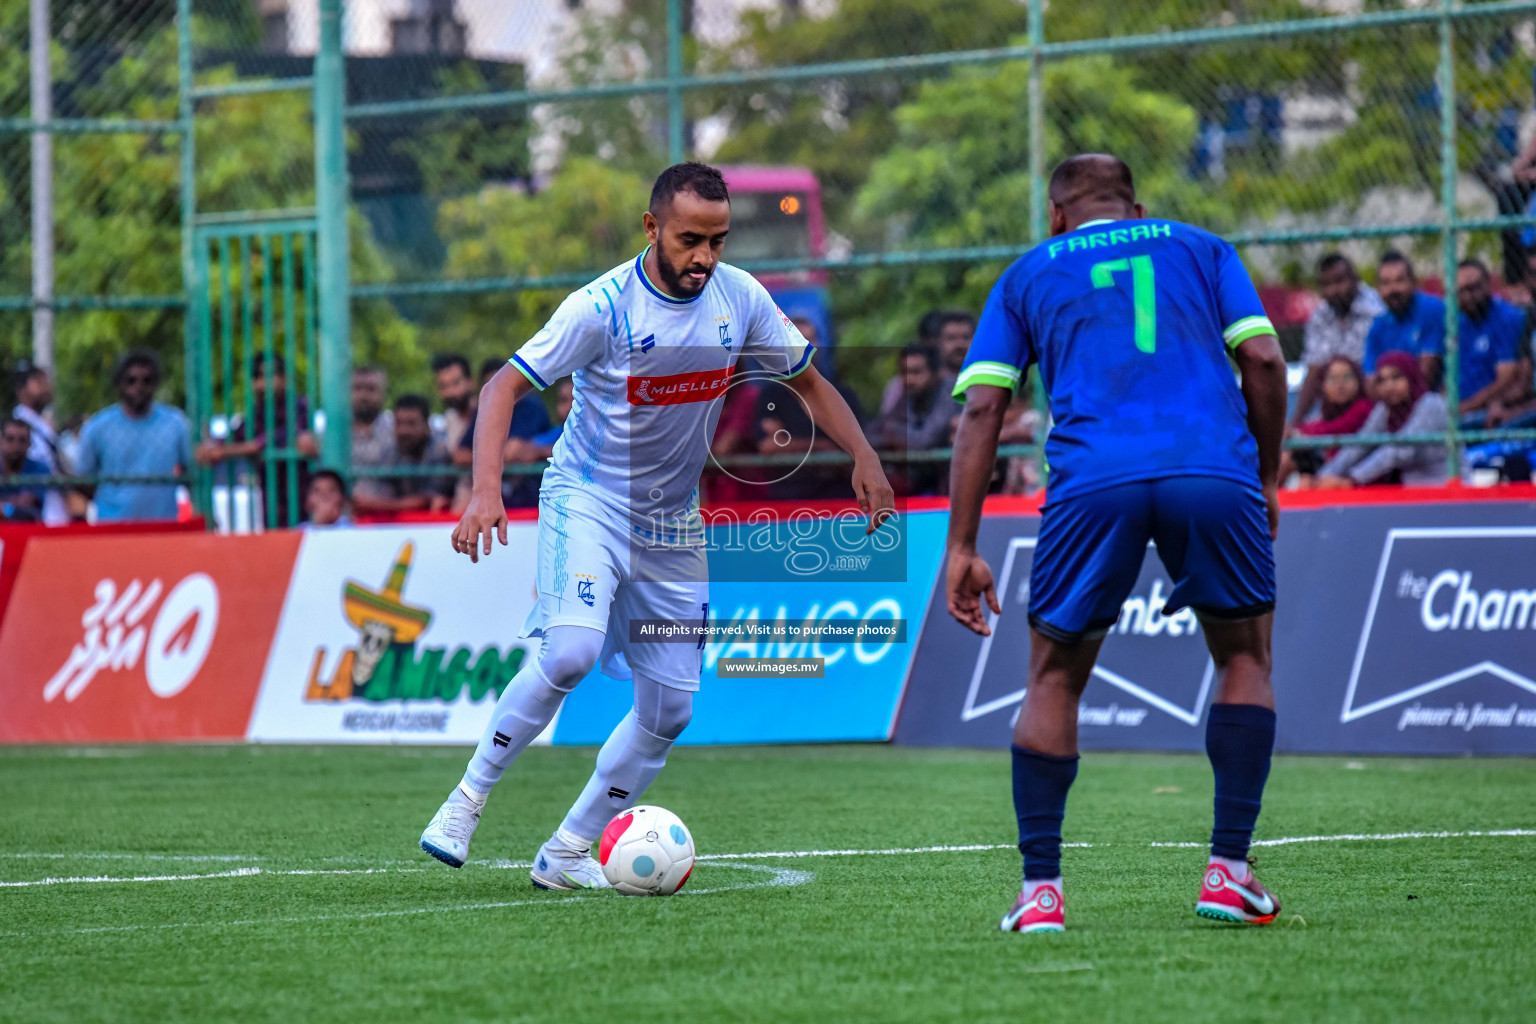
[5,0,1536,528]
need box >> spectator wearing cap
[432,353,476,451]
[74,350,192,522]
[10,360,68,524]
[880,310,976,416]
[0,417,50,522]
[1290,253,1385,429]
[353,394,455,515]
[1452,258,1526,429]
[1362,252,1447,386]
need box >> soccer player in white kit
[420,163,895,888]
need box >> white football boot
[419,785,483,868]
[529,829,611,891]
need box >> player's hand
[852,455,896,534]
[451,490,508,563]
[946,547,1001,636]
[1263,481,1280,540]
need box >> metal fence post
[177,0,207,516]
[666,0,685,164]
[1028,0,1049,487]
[316,0,353,476]
[1439,0,1462,480]
[30,0,53,371]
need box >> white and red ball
[598,805,696,896]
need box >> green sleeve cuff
[952,360,1022,398]
[1223,316,1277,350]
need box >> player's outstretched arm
[945,384,1007,636]
[451,363,535,563]
[782,362,895,534]
[1234,333,1288,539]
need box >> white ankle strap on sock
[457,780,487,805]
[555,827,595,852]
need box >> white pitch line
[7,829,1533,888]
[0,864,811,940]
[0,853,263,862]
[0,867,263,888]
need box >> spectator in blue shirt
[1452,259,1525,428]
[454,356,551,509]
[0,417,50,522]
[75,350,193,522]
[1363,251,1446,386]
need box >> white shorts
[520,488,709,691]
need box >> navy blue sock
[1012,745,1079,880]
[1205,703,1277,860]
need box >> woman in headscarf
[1313,350,1449,488]
[1281,355,1374,485]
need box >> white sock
[1211,855,1251,882]
[560,710,676,840]
[1023,876,1062,901]
[456,781,487,806]
[553,827,593,852]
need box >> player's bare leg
[1195,612,1281,924]
[999,629,1103,933]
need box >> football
[598,805,696,896]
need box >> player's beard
[656,246,712,298]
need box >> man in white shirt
[420,162,894,890]
[1289,253,1385,429]
[10,360,67,524]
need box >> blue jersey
[1362,292,1446,373]
[956,218,1276,504]
[1452,298,1525,399]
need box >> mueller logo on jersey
[627,366,734,405]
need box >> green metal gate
[188,217,320,531]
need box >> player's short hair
[393,393,432,419]
[650,162,730,214]
[1378,250,1414,276]
[307,467,348,498]
[1,415,31,436]
[1457,257,1490,279]
[431,352,471,378]
[1317,252,1353,277]
[902,344,939,372]
[1047,154,1135,208]
[112,348,161,387]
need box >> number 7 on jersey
[1091,256,1157,354]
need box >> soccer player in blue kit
[945,155,1291,932]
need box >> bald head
[1047,154,1143,235]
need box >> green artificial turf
[1,744,1533,1023]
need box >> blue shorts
[1028,476,1276,643]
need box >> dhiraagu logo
[305,542,526,705]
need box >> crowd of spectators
[1285,249,1536,488]
[7,257,1536,525]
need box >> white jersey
[510,250,814,529]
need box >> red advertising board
[0,532,300,743]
